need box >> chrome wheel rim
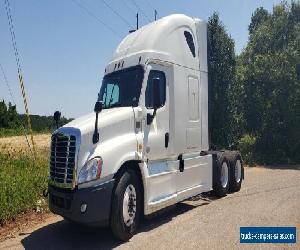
[123,184,137,227]
[235,160,242,183]
[221,162,229,188]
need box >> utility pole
[136,13,139,30]
[155,10,157,21]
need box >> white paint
[54,14,213,216]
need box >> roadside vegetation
[0,148,48,225]
[0,128,25,137]
[0,99,72,137]
[0,100,68,225]
[208,1,300,165]
[0,101,68,225]
[0,128,51,137]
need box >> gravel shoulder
[0,166,299,250]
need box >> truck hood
[60,107,137,174]
[65,107,135,138]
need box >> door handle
[178,154,184,172]
[165,133,169,148]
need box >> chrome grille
[50,133,76,184]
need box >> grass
[0,128,51,138]
[0,128,25,137]
[0,149,48,225]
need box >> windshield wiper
[109,103,124,108]
[102,102,123,109]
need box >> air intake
[50,133,76,185]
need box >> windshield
[98,66,144,109]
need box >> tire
[212,152,230,197]
[110,169,142,241]
[228,151,243,192]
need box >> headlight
[78,157,103,184]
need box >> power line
[131,0,151,22]
[0,63,16,105]
[71,0,122,38]
[4,0,36,157]
[0,63,34,156]
[142,0,158,21]
[101,0,134,29]
[143,0,154,10]
[121,0,136,16]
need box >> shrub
[238,134,256,166]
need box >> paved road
[0,166,299,250]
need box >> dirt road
[0,167,299,250]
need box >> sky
[0,0,287,118]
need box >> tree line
[0,100,72,133]
[208,1,300,164]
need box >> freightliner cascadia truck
[48,14,244,241]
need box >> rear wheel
[228,152,243,192]
[213,153,230,197]
[110,169,142,241]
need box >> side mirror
[53,111,61,129]
[94,101,103,113]
[147,78,161,125]
[93,101,103,144]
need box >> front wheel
[110,169,142,241]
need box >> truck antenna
[136,13,139,30]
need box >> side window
[145,70,166,109]
[184,31,196,57]
[102,83,120,107]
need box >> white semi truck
[48,14,244,241]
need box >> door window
[145,70,166,109]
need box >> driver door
[142,64,176,210]
[143,64,170,161]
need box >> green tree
[248,7,270,35]
[207,12,236,148]
[238,1,300,163]
[7,102,18,129]
[0,100,8,128]
[0,99,73,134]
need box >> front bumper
[48,179,115,227]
